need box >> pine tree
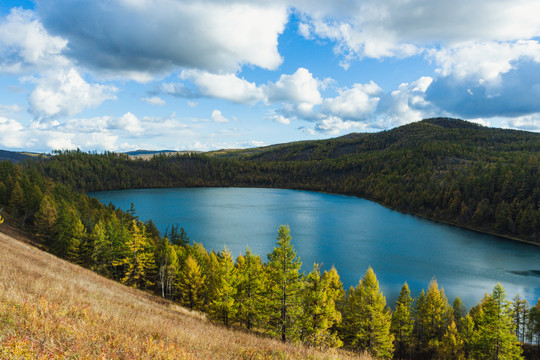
[112,220,156,289]
[235,247,266,330]
[342,267,394,359]
[266,225,303,342]
[208,248,238,326]
[300,264,343,348]
[391,282,413,359]
[176,255,206,310]
[473,283,523,359]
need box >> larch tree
[266,225,303,342]
[300,263,343,348]
[33,194,58,241]
[90,221,113,276]
[113,220,156,289]
[208,248,238,326]
[453,296,466,332]
[176,255,206,310]
[459,313,477,360]
[438,320,464,360]
[342,267,394,359]
[234,247,266,330]
[157,239,179,299]
[391,282,413,359]
[473,283,523,360]
[512,294,528,343]
[419,278,451,354]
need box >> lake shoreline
[89,184,539,247]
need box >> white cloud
[265,68,323,111]
[0,8,69,74]
[429,40,540,82]
[266,114,291,125]
[322,81,381,121]
[37,0,288,76]
[0,117,27,148]
[297,0,540,63]
[27,68,117,121]
[112,112,144,133]
[314,116,366,135]
[142,96,166,106]
[0,104,23,115]
[211,109,229,123]
[376,76,436,128]
[506,114,540,131]
[181,70,264,104]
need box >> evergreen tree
[473,283,523,360]
[341,267,394,359]
[235,247,266,330]
[177,255,205,310]
[112,220,156,289]
[208,248,238,326]
[266,225,303,342]
[391,282,413,359]
[300,263,343,348]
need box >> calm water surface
[89,187,540,308]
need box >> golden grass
[0,228,371,359]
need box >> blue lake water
[89,187,540,309]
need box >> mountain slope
[0,226,365,360]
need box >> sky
[1,0,540,153]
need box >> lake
[89,187,540,308]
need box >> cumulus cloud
[36,0,288,77]
[27,68,117,121]
[429,40,540,82]
[425,60,540,118]
[322,81,381,121]
[297,0,540,63]
[0,117,27,148]
[180,70,264,104]
[211,109,229,123]
[0,8,69,74]
[314,116,366,135]
[142,96,166,106]
[376,76,437,128]
[265,67,324,116]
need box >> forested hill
[19,118,540,243]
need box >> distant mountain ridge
[4,117,539,243]
[0,150,40,163]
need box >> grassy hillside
[0,225,367,360]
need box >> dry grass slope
[0,228,370,359]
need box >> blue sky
[1,0,540,152]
